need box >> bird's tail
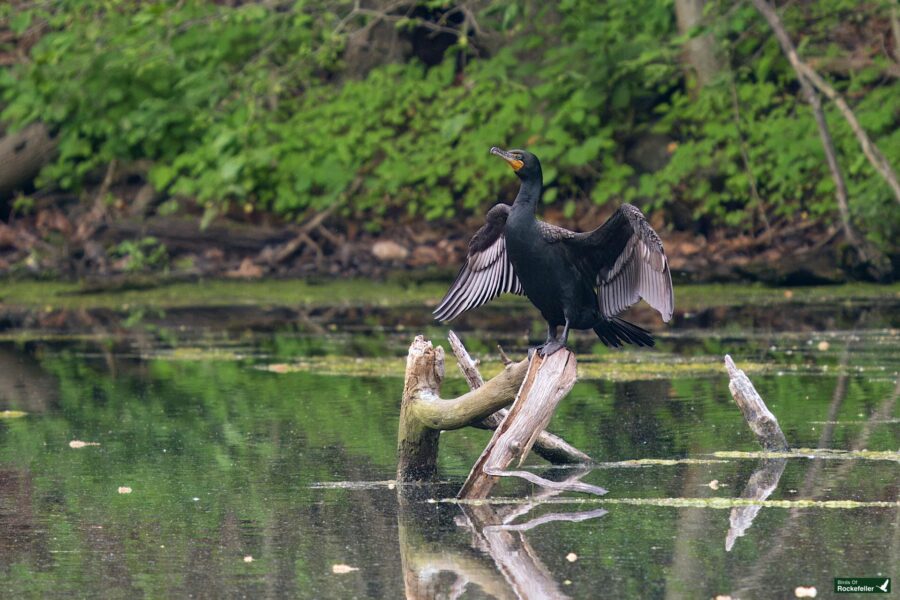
[593,318,654,348]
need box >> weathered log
[397,336,529,482]
[724,354,789,451]
[105,216,294,252]
[459,350,605,499]
[0,123,57,200]
[448,331,591,464]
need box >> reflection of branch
[398,488,515,600]
[461,504,570,600]
[482,466,606,496]
[725,458,787,551]
[729,345,857,595]
[488,508,608,533]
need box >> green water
[0,283,897,599]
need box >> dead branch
[448,331,592,464]
[260,203,339,266]
[892,4,900,64]
[459,350,605,499]
[724,355,789,451]
[751,0,871,263]
[397,335,529,482]
[794,61,900,207]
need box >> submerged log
[724,355,789,451]
[459,350,605,499]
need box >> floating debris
[69,440,100,449]
[310,480,397,490]
[795,585,817,598]
[117,486,132,494]
[0,410,27,419]
[331,564,359,574]
[243,556,254,563]
[565,552,578,562]
[707,480,720,490]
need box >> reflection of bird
[435,147,674,355]
[878,580,889,592]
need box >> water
[0,291,897,598]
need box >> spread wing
[433,204,523,322]
[565,203,674,322]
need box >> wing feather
[433,204,524,322]
[566,204,674,322]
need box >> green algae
[439,496,900,509]
[712,449,900,462]
[251,354,871,381]
[0,410,28,419]
[1,279,896,311]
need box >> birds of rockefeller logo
[834,578,891,593]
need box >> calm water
[0,294,898,599]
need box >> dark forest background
[0,0,898,283]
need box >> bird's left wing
[433,204,523,322]
[565,203,674,322]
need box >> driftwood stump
[725,354,789,451]
[397,333,599,491]
[448,331,591,465]
[458,349,606,499]
[723,354,790,551]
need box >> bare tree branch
[751,0,875,264]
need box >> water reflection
[725,458,787,551]
[0,298,897,598]
[399,471,608,600]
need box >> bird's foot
[537,339,566,357]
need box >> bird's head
[490,147,542,182]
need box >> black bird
[434,147,674,356]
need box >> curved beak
[490,146,524,171]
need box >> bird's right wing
[433,204,523,322]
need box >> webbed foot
[537,340,566,356]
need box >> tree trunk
[674,0,724,89]
[0,123,57,201]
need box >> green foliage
[0,0,897,250]
[110,236,168,273]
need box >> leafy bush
[0,0,897,250]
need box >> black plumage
[434,147,674,355]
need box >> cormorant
[434,147,674,356]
